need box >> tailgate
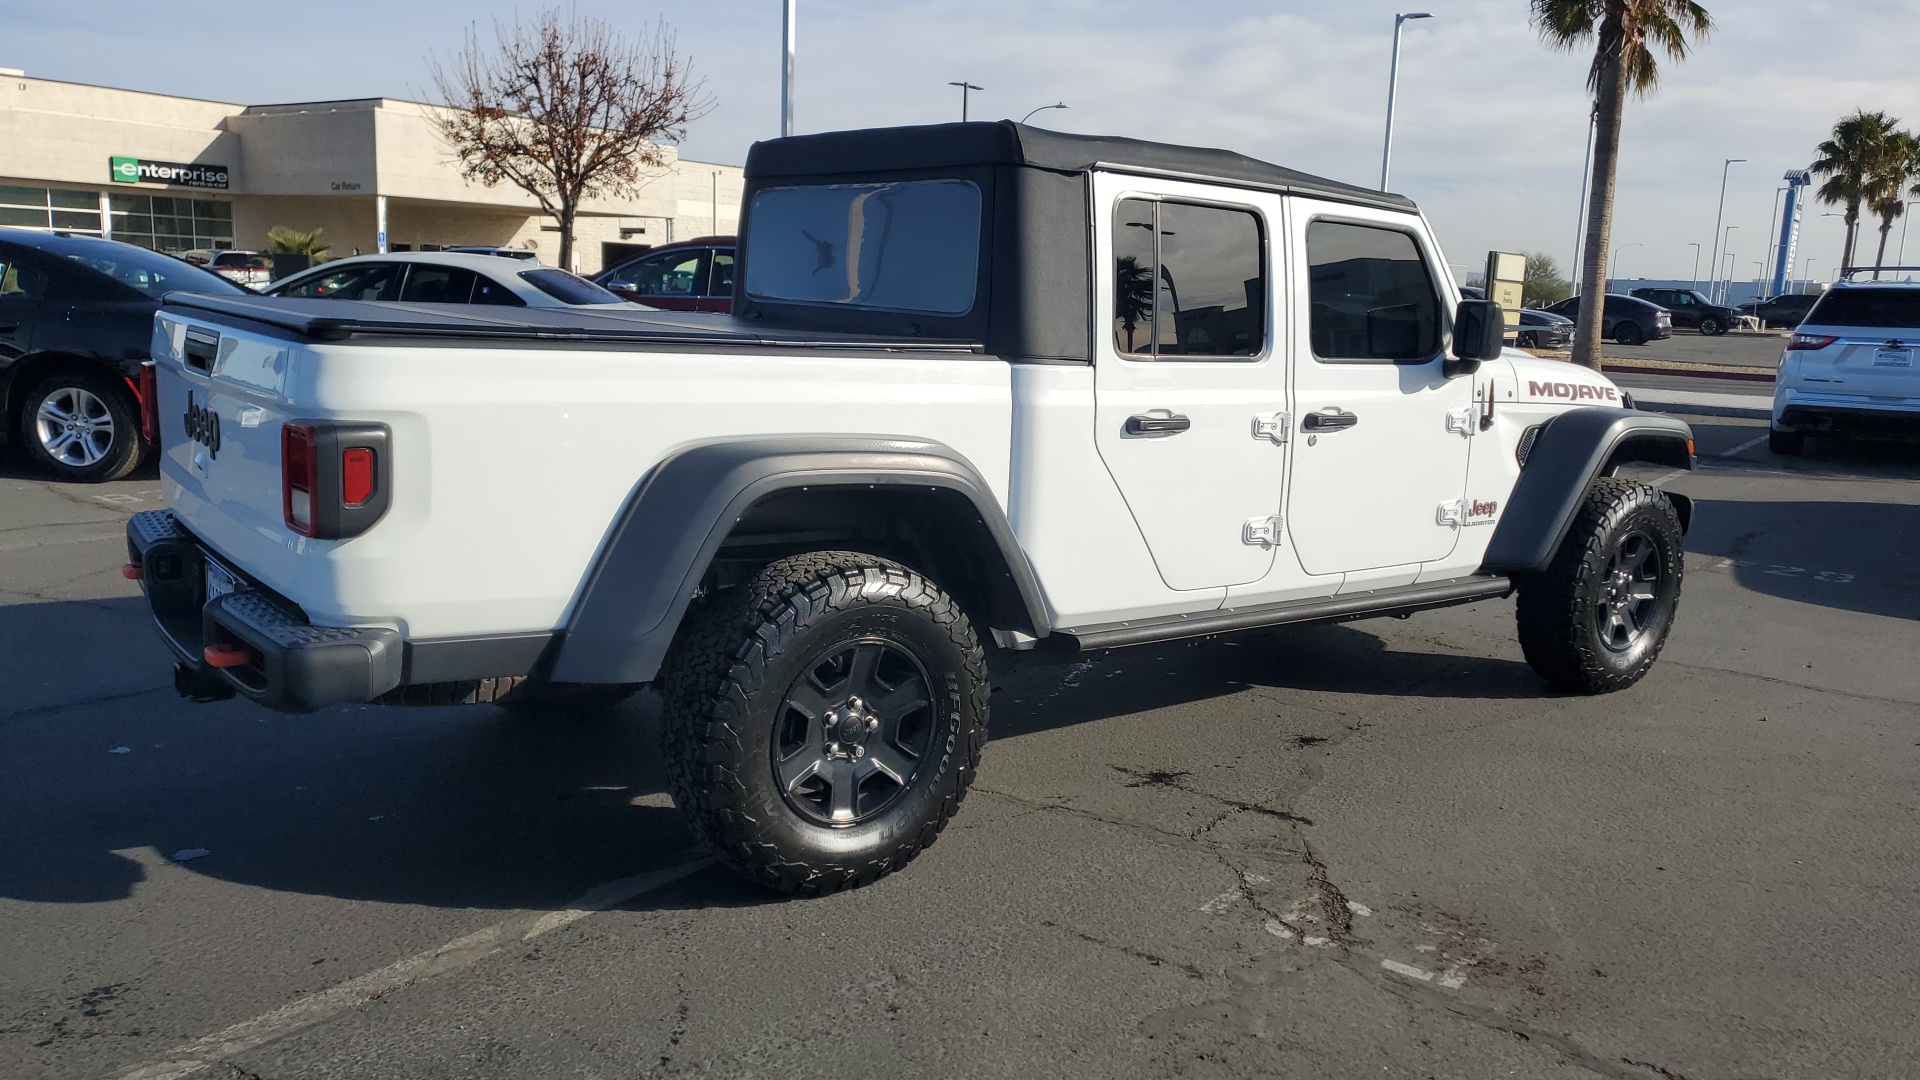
[152,312,303,584]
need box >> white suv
[1771,270,1920,454]
[181,249,272,290]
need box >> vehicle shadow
[0,600,1541,911]
[1683,497,1920,622]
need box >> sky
[9,0,1920,284]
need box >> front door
[1284,205,1473,577]
[1092,176,1288,592]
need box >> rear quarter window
[1807,288,1920,329]
[744,179,983,315]
[519,268,624,305]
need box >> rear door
[1283,205,1473,581]
[1800,287,1920,400]
[0,246,52,362]
[1091,174,1287,592]
[397,264,482,304]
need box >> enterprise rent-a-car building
[0,69,743,274]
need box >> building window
[0,184,103,235]
[108,194,234,253]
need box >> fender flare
[548,436,1050,684]
[1479,408,1694,576]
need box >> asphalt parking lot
[5,419,1918,1080]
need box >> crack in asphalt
[0,686,172,727]
[1041,921,1208,981]
[1663,658,1920,709]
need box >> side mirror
[1447,298,1506,375]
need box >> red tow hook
[122,561,144,580]
[202,643,255,669]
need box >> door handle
[1125,412,1191,436]
[1302,409,1358,432]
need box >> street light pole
[1571,106,1597,296]
[1020,102,1068,125]
[1899,199,1920,266]
[1708,157,1746,304]
[1610,242,1642,289]
[948,81,984,122]
[1764,185,1786,284]
[1687,242,1702,291]
[780,0,795,137]
[1379,12,1434,192]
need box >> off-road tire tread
[659,550,988,897]
[1516,478,1684,694]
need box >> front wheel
[659,551,988,895]
[1516,479,1684,693]
[1699,315,1727,336]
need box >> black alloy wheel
[660,550,988,895]
[773,638,935,825]
[1699,314,1727,336]
[1517,478,1684,693]
[1614,320,1645,346]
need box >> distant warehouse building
[0,68,742,274]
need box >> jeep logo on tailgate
[183,391,221,458]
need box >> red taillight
[1787,333,1838,351]
[282,423,319,535]
[341,447,375,507]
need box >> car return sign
[109,156,230,189]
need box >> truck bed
[161,293,986,354]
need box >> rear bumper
[1773,388,1920,435]
[127,510,403,712]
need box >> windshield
[1806,288,1920,329]
[518,268,625,305]
[743,179,982,315]
[55,239,246,297]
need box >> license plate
[204,559,241,601]
[1872,348,1913,367]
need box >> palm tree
[1114,255,1154,352]
[1534,0,1712,371]
[1810,110,1901,275]
[1865,128,1920,277]
[265,226,331,259]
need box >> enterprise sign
[109,156,230,189]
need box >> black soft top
[746,121,1413,210]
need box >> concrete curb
[1633,399,1771,421]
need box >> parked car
[1544,293,1672,345]
[1516,308,1574,349]
[266,252,631,308]
[593,236,735,312]
[134,122,1694,897]
[1630,287,1736,335]
[443,246,540,262]
[1769,273,1920,454]
[0,228,247,480]
[181,249,272,290]
[1739,292,1822,329]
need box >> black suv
[1630,287,1737,335]
[1739,292,1822,329]
[0,229,246,481]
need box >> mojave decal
[1525,379,1619,404]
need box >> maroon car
[593,237,735,312]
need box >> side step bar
[1056,576,1514,653]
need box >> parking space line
[112,857,714,1080]
[1719,433,1769,458]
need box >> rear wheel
[18,368,144,482]
[1517,479,1683,694]
[1768,428,1805,456]
[1699,315,1727,336]
[659,551,988,895]
[1614,321,1644,346]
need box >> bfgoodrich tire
[1516,479,1684,694]
[19,368,144,482]
[659,551,988,896]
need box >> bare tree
[427,9,713,271]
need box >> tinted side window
[1111,198,1265,359]
[471,275,525,306]
[279,264,402,301]
[1306,220,1440,361]
[399,265,480,303]
[613,250,704,297]
[0,254,51,301]
[708,251,735,296]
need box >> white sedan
[265,252,637,308]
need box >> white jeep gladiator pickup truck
[128,123,1694,895]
